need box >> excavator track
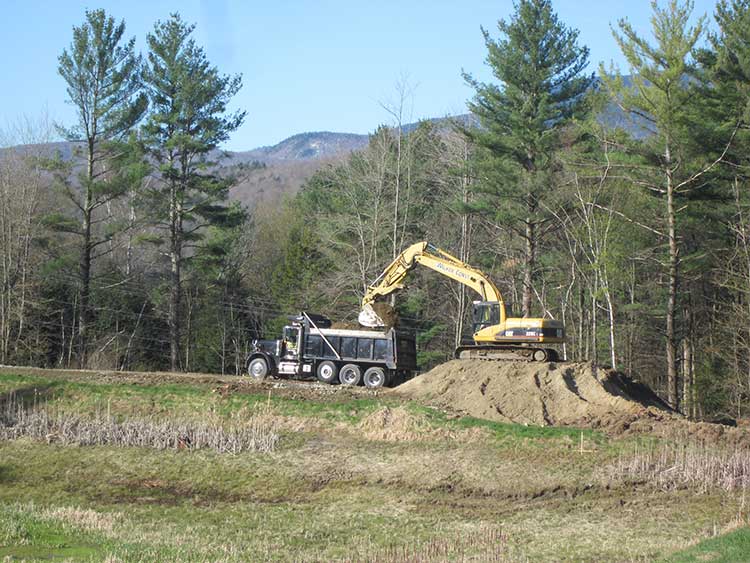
[455,345,560,363]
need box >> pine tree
[711,0,750,122]
[603,0,709,410]
[699,0,750,416]
[57,9,146,366]
[463,0,592,317]
[141,14,245,371]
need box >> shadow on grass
[0,384,57,414]
[0,464,14,484]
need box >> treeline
[4,1,750,420]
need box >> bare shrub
[0,392,279,454]
[605,441,750,494]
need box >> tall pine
[604,0,709,410]
[141,14,246,371]
[463,0,592,317]
[57,9,146,366]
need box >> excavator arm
[359,242,506,327]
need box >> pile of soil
[395,360,673,431]
[396,360,750,446]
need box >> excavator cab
[472,301,502,332]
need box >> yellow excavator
[359,242,564,362]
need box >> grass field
[0,367,747,562]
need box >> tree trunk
[604,284,617,368]
[78,140,95,368]
[455,155,472,349]
[578,286,586,361]
[169,180,182,372]
[523,217,535,317]
[591,274,598,365]
[665,142,679,411]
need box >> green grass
[665,525,750,562]
[0,372,388,424]
[0,369,747,561]
[409,402,607,444]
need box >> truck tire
[316,361,338,384]
[247,357,269,381]
[339,363,362,386]
[363,367,386,389]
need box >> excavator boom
[359,242,505,326]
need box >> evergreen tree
[463,0,593,317]
[710,0,750,122]
[56,9,146,366]
[141,14,245,371]
[603,0,710,410]
[698,0,750,416]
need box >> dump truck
[246,312,417,388]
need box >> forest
[2,0,750,421]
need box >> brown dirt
[394,360,675,432]
[395,360,670,428]
[395,360,750,446]
[330,321,362,329]
[368,302,399,329]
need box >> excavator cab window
[472,302,500,332]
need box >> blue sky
[0,0,717,151]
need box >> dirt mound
[395,360,674,430]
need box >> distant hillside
[2,89,646,208]
[230,131,369,163]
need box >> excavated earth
[396,360,750,446]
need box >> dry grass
[40,505,120,534]
[340,525,517,562]
[358,406,438,441]
[606,441,750,494]
[0,392,279,454]
[357,406,491,443]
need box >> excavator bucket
[358,303,384,328]
[359,302,398,329]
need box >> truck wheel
[339,364,362,386]
[247,357,269,380]
[363,367,386,389]
[316,361,338,384]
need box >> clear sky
[0,0,718,151]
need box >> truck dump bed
[305,327,417,371]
